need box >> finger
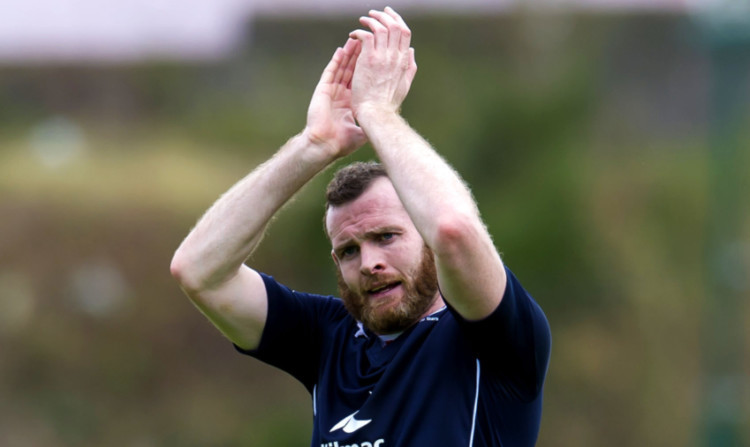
[332,46,350,87]
[384,6,407,27]
[368,9,401,51]
[341,39,361,88]
[342,37,361,64]
[349,29,374,53]
[406,47,417,84]
[359,16,388,50]
[383,7,412,52]
[318,47,343,86]
[344,36,362,63]
[342,36,359,54]
[336,38,361,83]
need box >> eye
[379,232,396,242]
[339,245,359,259]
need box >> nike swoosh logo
[330,410,372,434]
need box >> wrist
[355,103,401,122]
[354,104,403,129]
[297,129,342,165]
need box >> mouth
[367,281,402,298]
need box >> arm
[349,8,506,321]
[170,39,366,350]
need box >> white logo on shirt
[330,410,372,434]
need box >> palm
[307,82,361,156]
[306,40,366,157]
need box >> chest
[311,318,480,447]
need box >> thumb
[406,47,417,85]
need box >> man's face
[326,178,440,335]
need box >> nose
[359,244,386,276]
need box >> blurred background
[1,0,748,446]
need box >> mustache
[362,274,402,291]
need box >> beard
[336,244,440,335]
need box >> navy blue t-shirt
[236,267,551,447]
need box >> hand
[304,38,368,159]
[348,7,418,118]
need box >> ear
[331,250,340,267]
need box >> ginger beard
[336,244,440,335]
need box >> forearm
[171,132,336,292]
[349,6,505,320]
[358,108,506,320]
[356,108,480,247]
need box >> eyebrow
[365,226,401,238]
[332,226,402,251]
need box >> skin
[170,7,506,352]
[327,177,443,334]
[170,38,367,350]
[349,8,507,322]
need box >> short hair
[325,161,388,211]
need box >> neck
[420,293,446,319]
[372,293,446,337]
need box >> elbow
[432,212,481,257]
[169,250,185,282]
[170,246,236,295]
[170,248,202,294]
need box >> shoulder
[258,272,351,328]
[260,272,344,305]
[446,267,551,398]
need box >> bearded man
[170,7,551,447]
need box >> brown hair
[325,161,388,210]
[323,161,388,237]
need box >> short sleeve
[234,273,347,391]
[449,267,551,400]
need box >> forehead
[326,177,414,243]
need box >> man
[171,7,551,447]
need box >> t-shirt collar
[354,306,448,342]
